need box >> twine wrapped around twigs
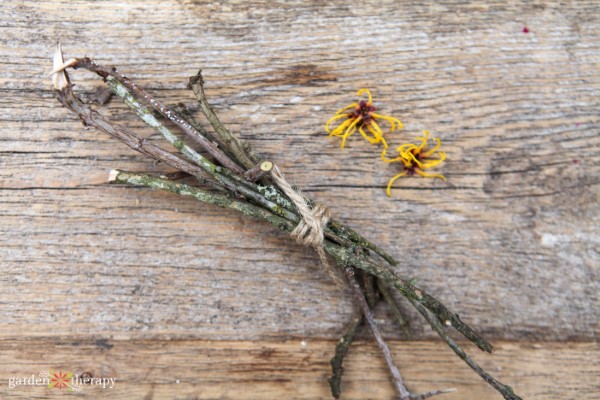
[271,166,344,286]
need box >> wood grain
[1,0,599,398]
[0,338,599,399]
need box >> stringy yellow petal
[380,136,389,149]
[370,113,403,131]
[359,125,378,144]
[369,120,383,135]
[329,118,354,137]
[335,103,359,115]
[419,152,446,168]
[421,137,441,157]
[356,88,372,104]
[325,114,350,133]
[381,147,403,163]
[386,171,408,197]
[416,130,429,151]
[340,126,356,148]
[339,117,362,148]
[415,168,446,181]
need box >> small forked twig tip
[50,43,77,87]
[187,69,205,89]
[51,43,68,90]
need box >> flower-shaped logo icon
[48,371,73,390]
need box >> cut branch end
[108,169,120,183]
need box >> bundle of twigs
[51,44,522,400]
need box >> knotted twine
[271,165,344,286]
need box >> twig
[66,57,246,174]
[105,73,366,254]
[328,273,410,399]
[329,308,363,399]
[361,269,379,308]
[324,243,494,354]
[343,266,411,399]
[54,84,219,187]
[378,278,412,340]
[244,160,273,182]
[328,276,412,398]
[172,102,222,148]
[343,267,455,400]
[106,165,492,354]
[109,170,296,232]
[188,70,261,170]
[406,295,523,400]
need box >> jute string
[271,166,343,286]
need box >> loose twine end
[271,165,344,286]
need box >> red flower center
[351,100,376,123]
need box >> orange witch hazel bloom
[381,130,447,197]
[325,89,403,149]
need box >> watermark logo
[7,370,116,392]
[42,370,81,392]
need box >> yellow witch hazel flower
[325,89,403,149]
[381,130,446,197]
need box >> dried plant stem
[188,71,260,170]
[378,278,412,340]
[344,268,455,400]
[55,86,218,187]
[73,57,245,173]
[329,308,363,399]
[107,167,491,354]
[109,170,296,232]
[343,267,411,399]
[323,243,493,354]
[106,76,302,223]
[244,160,273,182]
[406,295,523,400]
[105,74,389,267]
[173,102,231,157]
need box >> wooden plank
[0,0,598,341]
[0,338,598,399]
[1,1,599,398]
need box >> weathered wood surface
[1,0,599,398]
[1,339,599,400]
